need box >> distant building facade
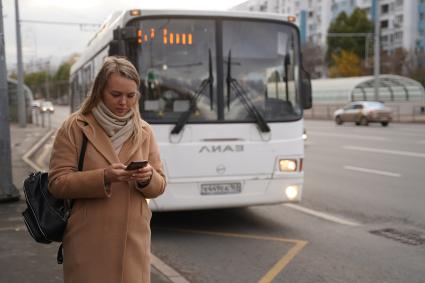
[232,0,333,47]
[232,0,425,54]
[419,0,425,52]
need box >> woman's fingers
[131,166,153,182]
[111,163,127,170]
[106,163,153,183]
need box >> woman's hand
[104,163,134,184]
[129,164,154,185]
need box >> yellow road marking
[258,240,307,283]
[155,227,308,282]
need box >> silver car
[333,101,392,127]
[40,101,55,113]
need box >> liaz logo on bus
[199,145,244,153]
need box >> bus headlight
[285,185,299,200]
[279,159,297,172]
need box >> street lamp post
[0,0,20,201]
[373,0,380,101]
[15,0,26,127]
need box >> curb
[21,129,190,283]
[152,254,190,283]
[21,128,55,172]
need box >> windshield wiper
[226,50,270,133]
[171,49,214,135]
[283,54,290,101]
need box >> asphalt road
[303,120,425,230]
[151,120,425,283]
[35,107,425,282]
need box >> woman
[49,56,166,283]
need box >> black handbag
[22,134,87,262]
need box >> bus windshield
[131,17,302,124]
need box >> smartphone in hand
[125,160,148,171]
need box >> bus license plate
[200,183,242,195]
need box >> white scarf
[92,101,134,153]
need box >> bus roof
[71,9,297,74]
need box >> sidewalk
[0,123,172,283]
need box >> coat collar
[76,113,149,165]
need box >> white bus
[70,9,312,211]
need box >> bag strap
[78,134,88,171]
[57,133,88,265]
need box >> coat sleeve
[48,121,110,199]
[136,124,166,199]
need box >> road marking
[22,129,55,172]
[284,204,360,227]
[344,165,401,178]
[308,131,388,141]
[0,225,26,232]
[343,145,425,159]
[155,227,307,283]
[259,240,307,283]
[35,144,53,171]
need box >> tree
[24,70,50,99]
[381,48,408,75]
[328,50,363,78]
[327,8,373,62]
[404,50,425,87]
[54,53,79,82]
[23,54,79,102]
[302,41,325,79]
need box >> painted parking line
[284,204,360,227]
[343,145,425,159]
[344,165,401,178]
[155,227,307,283]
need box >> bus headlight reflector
[279,159,297,172]
[285,185,299,200]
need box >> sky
[3,0,246,72]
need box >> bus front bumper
[149,175,303,211]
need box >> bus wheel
[381,121,389,127]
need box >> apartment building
[232,0,333,46]
[232,0,425,53]
[418,0,425,51]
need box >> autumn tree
[327,8,373,61]
[328,50,363,77]
[327,8,373,77]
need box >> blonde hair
[78,56,143,145]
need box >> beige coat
[48,113,166,283]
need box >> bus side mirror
[109,27,137,56]
[300,68,312,109]
[109,40,120,56]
